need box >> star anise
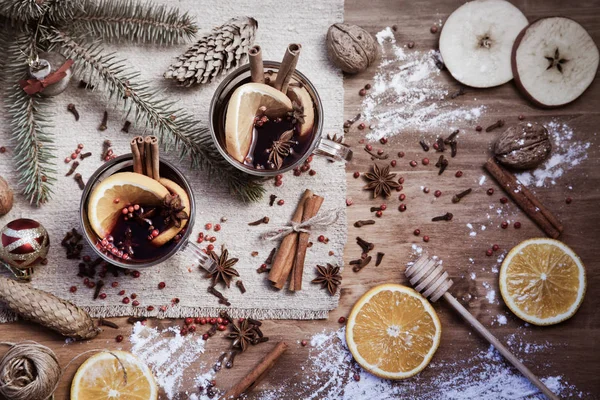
[288,101,305,125]
[363,164,400,199]
[545,47,569,73]
[267,129,296,169]
[326,133,349,147]
[227,319,257,352]
[312,264,342,296]
[161,193,189,228]
[208,245,240,288]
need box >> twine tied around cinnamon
[262,209,342,241]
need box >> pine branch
[47,29,264,202]
[2,32,56,205]
[0,0,47,22]
[68,0,197,45]
[45,0,85,24]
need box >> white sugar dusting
[362,28,485,140]
[257,328,584,399]
[515,121,591,187]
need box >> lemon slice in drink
[499,238,586,325]
[71,350,157,400]
[87,172,169,239]
[346,284,441,379]
[225,82,292,163]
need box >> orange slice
[346,284,441,379]
[71,350,157,400]
[151,178,191,247]
[225,83,292,162]
[87,172,169,239]
[499,238,586,325]
[265,72,315,137]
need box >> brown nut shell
[493,122,552,170]
[326,23,378,74]
[0,176,13,216]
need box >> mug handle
[180,241,216,273]
[314,138,353,162]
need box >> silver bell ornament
[23,51,73,97]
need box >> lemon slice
[265,73,315,137]
[87,172,169,239]
[71,350,158,400]
[151,178,191,247]
[346,284,441,379]
[499,238,586,326]
[225,82,292,162]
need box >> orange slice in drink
[499,238,586,325]
[225,82,292,162]
[87,172,169,239]
[151,178,191,247]
[71,350,157,400]
[346,284,441,379]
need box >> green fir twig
[0,0,47,23]
[48,29,264,202]
[69,0,197,45]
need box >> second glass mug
[80,155,216,272]
[209,61,353,175]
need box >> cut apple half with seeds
[512,17,599,108]
[439,0,528,88]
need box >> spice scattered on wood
[343,113,361,132]
[436,137,446,152]
[435,155,449,175]
[449,87,465,99]
[121,120,131,133]
[364,146,388,160]
[127,316,147,324]
[67,103,80,121]
[364,164,400,198]
[354,219,375,228]
[207,286,231,306]
[356,236,374,253]
[74,173,85,190]
[248,216,270,226]
[419,140,430,152]
[98,111,108,131]
[485,119,505,132]
[98,318,119,329]
[375,252,385,266]
[351,256,372,272]
[452,188,472,203]
[450,141,458,157]
[432,212,453,222]
[65,161,80,176]
[444,129,459,144]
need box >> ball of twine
[0,341,61,400]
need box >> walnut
[326,23,378,73]
[493,122,552,170]
[0,176,13,216]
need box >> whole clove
[452,188,472,203]
[419,140,430,152]
[127,316,147,324]
[265,248,276,264]
[436,155,449,175]
[101,140,112,160]
[74,173,85,190]
[225,351,237,369]
[121,120,131,133]
[375,252,385,266]
[220,310,234,324]
[352,256,372,272]
[98,318,119,329]
[432,212,454,222]
[214,352,228,371]
[485,119,505,132]
[364,147,388,160]
[236,280,246,294]
[67,103,80,121]
[269,194,277,206]
[354,219,375,228]
[433,52,445,70]
[62,228,83,259]
[208,286,230,306]
[79,152,92,160]
[356,237,374,253]
[343,113,361,132]
[98,111,108,131]
[370,207,384,212]
[449,87,465,99]
[65,161,80,176]
[436,137,446,152]
[93,280,105,299]
[450,141,457,157]
[248,216,269,226]
[444,130,459,144]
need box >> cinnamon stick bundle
[149,135,160,180]
[249,45,264,84]
[484,158,563,238]
[221,342,288,400]
[268,189,313,289]
[136,136,145,175]
[290,194,324,291]
[274,43,301,93]
[144,136,154,179]
[130,137,143,174]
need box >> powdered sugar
[515,121,591,187]
[362,27,485,141]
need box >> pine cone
[164,16,258,86]
[0,277,100,340]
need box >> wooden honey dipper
[406,254,560,400]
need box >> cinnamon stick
[149,135,160,180]
[268,189,313,289]
[136,136,146,175]
[249,45,264,84]
[221,342,288,400]
[130,137,143,174]
[274,43,301,93]
[143,136,153,179]
[290,195,324,291]
[484,158,563,238]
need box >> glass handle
[180,241,216,273]
[314,138,353,162]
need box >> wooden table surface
[1,1,599,399]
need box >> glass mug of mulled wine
[209,61,352,175]
[80,154,215,271]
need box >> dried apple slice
[225,83,292,163]
[439,0,528,88]
[151,178,191,248]
[512,17,599,108]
